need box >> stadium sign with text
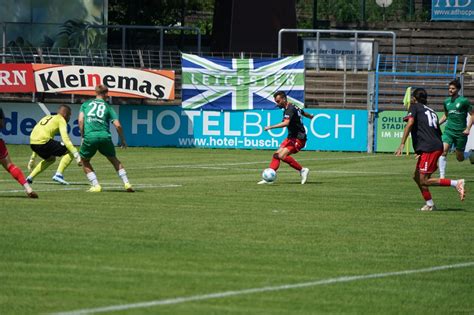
[376,111,413,153]
[376,110,455,152]
[33,65,175,99]
[0,64,36,93]
[303,39,377,70]
[432,0,474,20]
[2,103,369,152]
[0,102,118,145]
[120,106,368,151]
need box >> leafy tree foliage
[296,0,428,26]
[109,0,214,34]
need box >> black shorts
[30,139,68,159]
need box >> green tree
[108,0,213,34]
[296,0,428,25]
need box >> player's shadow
[0,195,35,199]
[35,181,89,186]
[438,208,466,212]
[105,189,141,193]
[287,181,323,185]
[41,183,90,186]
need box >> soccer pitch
[0,145,473,314]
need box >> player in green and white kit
[438,79,474,178]
[78,85,134,192]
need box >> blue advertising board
[0,103,368,152]
[0,102,118,145]
[119,106,368,152]
[432,0,474,21]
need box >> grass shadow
[0,195,34,199]
[438,208,467,212]
[35,181,89,186]
[285,181,323,185]
[104,189,139,193]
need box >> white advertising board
[303,38,378,70]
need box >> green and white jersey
[80,98,118,139]
[443,95,472,132]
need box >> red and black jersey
[404,102,443,153]
[283,103,306,139]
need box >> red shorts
[416,150,443,174]
[0,139,9,160]
[280,138,306,154]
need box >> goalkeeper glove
[73,152,82,166]
[27,157,36,172]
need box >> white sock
[439,156,447,178]
[23,183,32,193]
[450,180,458,187]
[118,168,129,184]
[55,172,62,177]
[86,172,99,186]
[426,199,434,207]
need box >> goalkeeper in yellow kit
[26,105,81,185]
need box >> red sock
[7,164,27,186]
[439,179,451,186]
[269,153,280,171]
[421,190,432,201]
[282,156,303,171]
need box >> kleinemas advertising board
[0,64,36,93]
[1,103,368,151]
[0,64,175,99]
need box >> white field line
[0,184,181,194]
[232,168,404,175]
[133,155,378,170]
[51,261,474,315]
[0,156,377,183]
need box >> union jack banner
[181,53,305,110]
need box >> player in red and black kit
[395,88,465,211]
[0,107,38,198]
[258,91,314,184]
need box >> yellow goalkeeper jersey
[30,114,77,154]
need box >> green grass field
[1,145,473,315]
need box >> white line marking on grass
[51,261,474,315]
[0,184,181,194]
[185,166,229,170]
[133,155,378,170]
[315,170,402,175]
[230,168,404,175]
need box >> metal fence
[0,47,299,69]
[1,22,202,62]
[0,48,470,111]
[375,54,460,112]
[370,54,463,152]
[305,54,374,72]
[0,47,181,69]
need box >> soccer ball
[262,168,277,182]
